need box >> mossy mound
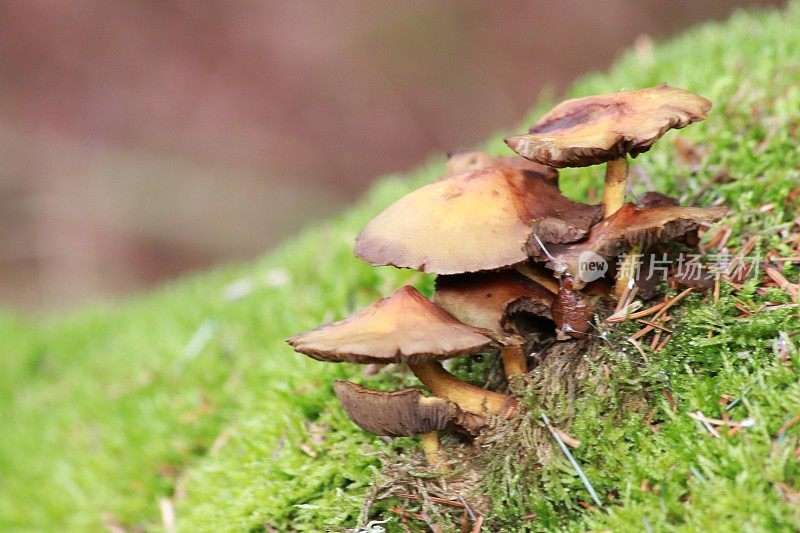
[2,3,800,531]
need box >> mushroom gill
[334,381,478,471]
[333,380,457,437]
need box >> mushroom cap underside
[444,151,558,183]
[434,270,555,336]
[334,380,456,437]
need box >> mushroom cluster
[288,84,726,469]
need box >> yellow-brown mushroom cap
[333,380,456,437]
[434,270,554,337]
[505,84,712,168]
[355,167,602,274]
[529,203,727,288]
[287,285,492,364]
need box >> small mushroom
[334,381,463,471]
[334,380,484,436]
[528,203,727,290]
[355,167,602,275]
[434,271,555,377]
[444,150,559,184]
[288,285,516,417]
[505,84,711,218]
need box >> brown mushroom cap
[287,285,492,364]
[636,191,680,208]
[505,84,711,168]
[355,167,602,274]
[333,380,456,437]
[444,151,558,183]
[530,203,727,288]
[434,270,554,337]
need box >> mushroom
[334,380,478,436]
[334,380,472,471]
[434,270,556,376]
[635,190,699,246]
[355,167,602,275]
[288,285,517,417]
[527,203,727,290]
[505,84,711,218]
[285,84,727,475]
[444,150,558,184]
[334,380,485,470]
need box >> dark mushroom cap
[287,285,492,364]
[529,203,727,288]
[333,380,456,437]
[444,151,558,183]
[355,167,602,274]
[434,270,554,337]
[505,84,711,168]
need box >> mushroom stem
[409,361,517,417]
[501,345,527,378]
[420,431,451,472]
[614,244,642,297]
[515,263,559,294]
[603,157,629,218]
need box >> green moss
[2,2,800,531]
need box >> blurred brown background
[0,0,783,312]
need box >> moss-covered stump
[2,3,800,532]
